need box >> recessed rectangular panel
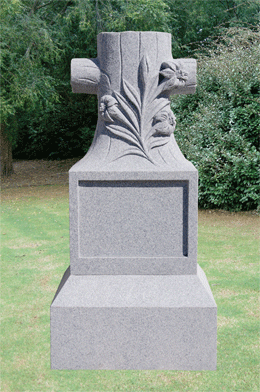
[78,181,188,258]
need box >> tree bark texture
[0,124,13,177]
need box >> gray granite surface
[51,31,217,370]
[51,266,217,370]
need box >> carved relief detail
[99,55,188,163]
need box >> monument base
[50,265,217,370]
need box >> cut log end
[71,58,100,95]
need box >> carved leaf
[113,91,140,134]
[146,74,161,105]
[123,79,141,110]
[160,61,177,72]
[146,97,170,124]
[106,124,141,149]
[111,148,152,163]
[100,72,112,94]
[159,68,175,79]
[139,55,150,88]
[161,77,178,92]
[149,135,171,150]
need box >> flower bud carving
[153,108,176,137]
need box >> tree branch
[36,0,54,11]
[48,1,72,25]
[60,0,72,16]
[29,0,41,16]
[218,0,228,8]
[224,1,245,12]
[25,42,34,58]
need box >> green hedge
[13,96,97,160]
[172,28,260,211]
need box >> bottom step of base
[50,265,217,370]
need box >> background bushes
[14,96,97,160]
[172,28,260,211]
[2,1,260,211]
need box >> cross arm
[71,58,100,94]
[70,57,196,96]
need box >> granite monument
[50,31,217,370]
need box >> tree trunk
[0,124,14,177]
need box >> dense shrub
[11,0,171,161]
[172,28,260,211]
[13,96,97,160]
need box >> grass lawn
[1,185,259,392]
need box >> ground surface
[1,158,79,191]
[1,160,259,391]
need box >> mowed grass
[1,185,259,392]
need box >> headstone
[50,32,217,370]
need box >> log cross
[71,32,196,166]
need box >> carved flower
[160,61,177,79]
[160,61,188,89]
[99,95,118,122]
[153,108,176,136]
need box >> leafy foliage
[4,0,171,158]
[0,0,61,138]
[1,1,259,209]
[172,28,260,211]
[166,0,260,57]
[14,96,97,159]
